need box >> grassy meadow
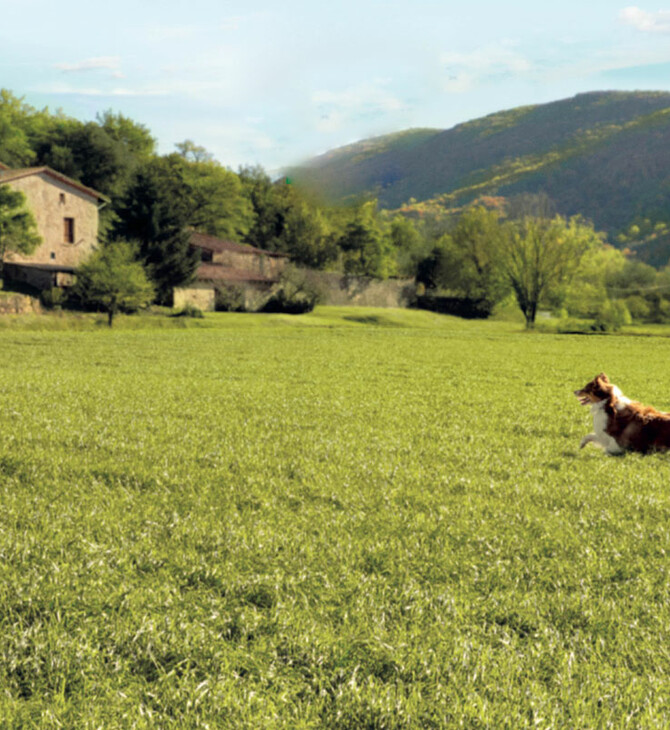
[2,307,670,727]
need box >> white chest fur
[590,400,624,454]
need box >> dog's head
[574,372,614,406]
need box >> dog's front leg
[580,433,597,449]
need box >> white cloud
[33,83,166,98]
[439,44,532,92]
[620,6,670,33]
[53,56,122,74]
[312,81,405,132]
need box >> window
[64,217,75,243]
[59,193,66,204]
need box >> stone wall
[0,293,42,315]
[174,272,417,312]
[212,250,286,279]
[302,271,417,308]
[4,173,99,268]
[173,284,216,312]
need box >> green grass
[2,309,670,727]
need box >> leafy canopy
[0,184,41,277]
[499,215,601,328]
[74,242,155,326]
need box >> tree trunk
[108,308,114,327]
[525,301,537,329]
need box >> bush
[215,284,246,312]
[40,287,66,310]
[592,300,632,332]
[624,295,651,321]
[171,304,204,319]
[261,266,322,315]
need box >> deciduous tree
[499,215,600,328]
[0,185,41,281]
[74,242,155,326]
[113,156,198,304]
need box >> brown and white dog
[575,373,670,454]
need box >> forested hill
[288,91,670,236]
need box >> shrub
[171,304,204,319]
[624,295,651,321]
[592,300,631,332]
[215,284,246,312]
[262,266,322,315]
[40,287,66,310]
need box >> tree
[97,110,156,160]
[337,201,395,278]
[175,146,252,240]
[389,215,427,277]
[113,156,199,304]
[239,165,283,250]
[0,89,37,167]
[558,245,627,317]
[0,185,41,280]
[498,215,601,328]
[440,206,509,309]
[278,197,337,268]
[239,167,338,268]
[74,242,155,326]
[416,243,450,291]
[175,139,215,163]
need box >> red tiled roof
[195,263,278,284]
[0,166,109,202]
[189,231,289,258]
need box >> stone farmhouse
[0,162,108,290]
[174,231,289,311]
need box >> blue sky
[2,1,670,172]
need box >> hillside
[288,91,670,241]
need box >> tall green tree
[74,242,155,326]
[437,206,509,309]
[337,201,395,278]
[113,156,198,304]
[239,167,338,268]
[0,185,41,280]
[499,215,601,328]
[389,215,427,277]
[0,90,37,167]
[97,110,157,160]
[175,145,252,241]
[239,165,284,251]
[280,198,337,269]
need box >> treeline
[3,89,670,327]
[416,197,670,328]
[0,90,433,303]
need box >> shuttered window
[64,217,75,243]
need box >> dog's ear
[597,372,609,383]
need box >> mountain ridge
[287,91,670,245]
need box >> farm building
[174,232,289,311]
[0,162,108,290]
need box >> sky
[2,1,670,172]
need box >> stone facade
[173,283,217,312]
[175,232,289,311]
[0,166,106,290]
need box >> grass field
[2,307,670,728]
